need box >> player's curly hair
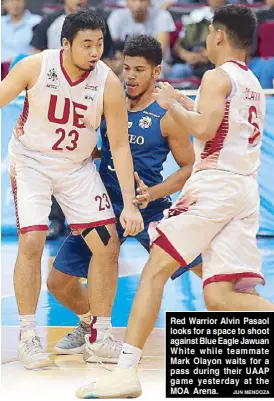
[123,35,163,66]
[213,5,257,50]
[61,9,105,45]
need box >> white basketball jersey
[193,61,266,176]
[9,49,110,165]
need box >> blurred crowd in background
[2,0,274,88]
[1,0,274,239]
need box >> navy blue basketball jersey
[99,101,172,213]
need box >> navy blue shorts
[53,208,202,279]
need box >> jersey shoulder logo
[47,68,58,82]
[139,116,152,129]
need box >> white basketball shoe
[83,330,122,363]
[18,330,54,369]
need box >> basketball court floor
[1,235,274,400]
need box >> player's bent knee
[47,268,77,295]
[18,231,45,259]
[141,245,179,284]
[203,283,233,311]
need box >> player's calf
[15,231,52,368]
[80,224,121,362]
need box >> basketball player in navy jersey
[47,35,202,359]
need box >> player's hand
[179,93,195,111]
[120,203,144,237]
[133,172,152,209]
[153,82,181,110]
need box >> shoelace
[23,336,44,356]
[102,336,123,351]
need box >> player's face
[127,0,149,22]
[123,56,161,100]
[67,30,104,72]
[3,0,25,17]
[65,0,88,13]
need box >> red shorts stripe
[10,175,20,233]
[70,218,117,230]
[20,225,49,234]
[203,272,265,288]
[153,227,187,267]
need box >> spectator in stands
[257,0,274,23]
[107,0,176,58]
[169,0,226,79]
[31,0,114,240]
[118,0,178,10]
[1,0,41,63]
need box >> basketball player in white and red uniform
[0,9,143,369]
[76,5,274,399]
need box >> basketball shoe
[18,330,53,369]
[83,330,122,363]
[75,366,142,398]
[54,321,90,354]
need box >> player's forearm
[167,100,215,141]
[111,144,136,204]
[149,165,193,201]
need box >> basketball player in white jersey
[76,4,274,398]
[0,9,143,369]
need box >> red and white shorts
[150,169,264,290]
[9,147,116,234]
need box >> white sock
[19,314,36,333]
[77,311,91,326]
[117,343,142,369]
[90,316,112,343]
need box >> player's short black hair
[212,5,257,50]
[61,9,105,45]
[123,35,163,66]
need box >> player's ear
[153,65,161,80]
[216,29,225,47]
[62,38,70,50]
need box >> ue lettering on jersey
[9,49,110,165]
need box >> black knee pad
[82,225,111,246]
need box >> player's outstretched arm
[154,69,232,141]
[0,57,34,109]
[103,72,144,236]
